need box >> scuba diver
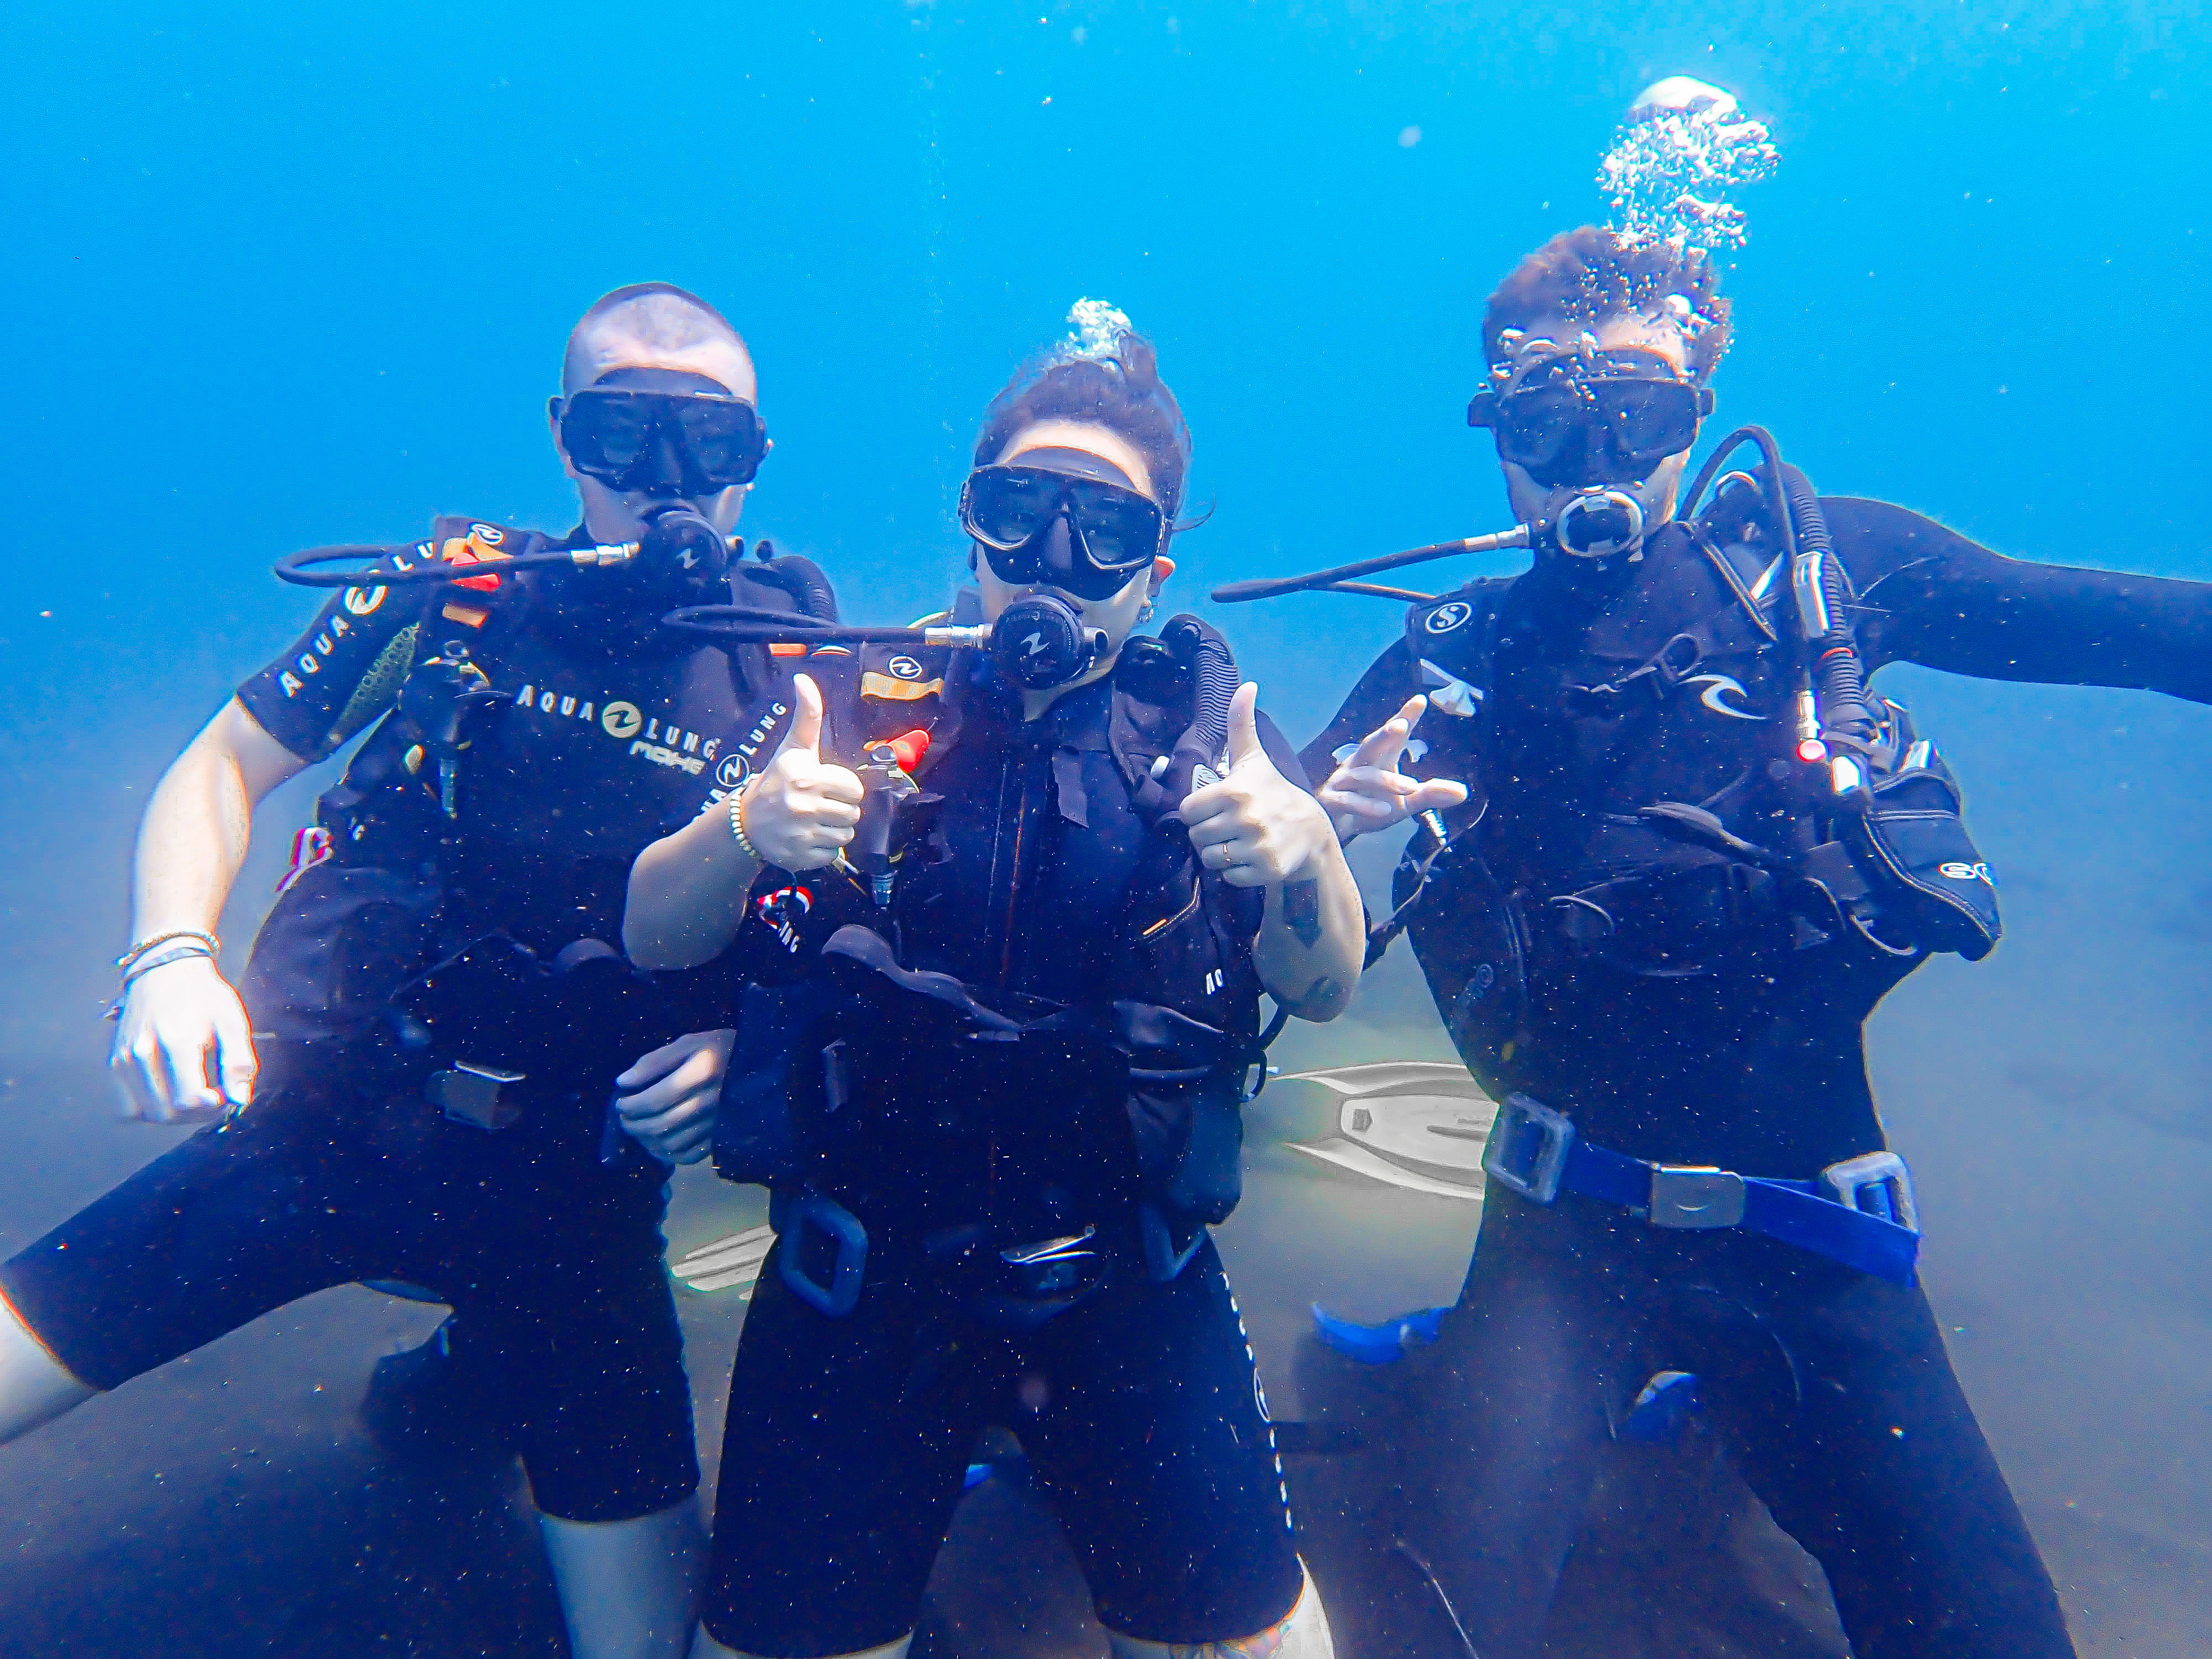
[0,284,826,1659]
[620,309,1417,1659]
[1274,228,2212,1659]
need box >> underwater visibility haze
[0,3,2208,1656]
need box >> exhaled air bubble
[1598,76,1780,255]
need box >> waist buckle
[1647,1166,1747,1229]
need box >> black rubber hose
[1160,615,1237,764]
[1190,634,1236,762]
[662,603,941,645]
[1780,463,1875,745]
[753,554,840,623]
[274,544,591,588]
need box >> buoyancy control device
[698,612,1274,1303]
[1218,427,2000,1020]
[252,511,842,1132]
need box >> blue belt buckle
[776,1191,869,1318]
[1481,1093,1577,1204]
[1646,1166,1747,1229]
[1820,1151,1920,1232]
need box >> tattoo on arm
[1281,877,1322,948]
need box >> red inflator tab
[886,730,930,773]
[1796,738,1829,764]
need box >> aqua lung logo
[1939,861,1994,884]
[1424,602,1473,635]
[343,586,387,616]
[515,687,721,776]
[755,885,812,954]
[274,612,369,697]
[887,655,924,680]
[703,698,792,807]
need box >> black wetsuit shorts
[0,1044,698,1524]
[701,1232,1303,1657]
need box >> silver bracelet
[121,940,217,987]
[727,786,764,863]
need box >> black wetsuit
[695,645,1310,1657]
[2,519,781,1522]
[1301,495,2212,1659]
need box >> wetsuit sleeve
[1830,498,2212,703]
[236,578,425,763]
[1296,637,1424,784]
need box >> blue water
[1,3,2208,1654]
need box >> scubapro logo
[887,655,924,680]
[343,585,387,616]
[1938,861,1993,884]
[1685,673,1764,721]
[601,701,644,739]
[1424,601,1473,635]
[716,754,750,791]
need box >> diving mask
[961,448,1166,601]
[554,367,768,498]
[1468,348,1713,491]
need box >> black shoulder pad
[1404,578,1512,669]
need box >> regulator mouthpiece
[1550,488,1648,560]
[988,592,1109,691]
[638,502,733,585]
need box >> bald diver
[0,284,826,1658]
[1275,227,2212,1658]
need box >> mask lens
[963,467,1064,550]
[669,399,766,487]
[565,390,655,470]
[1060,478,1165,572]
[1599,381,1700,462]
[1491,384,1587,472]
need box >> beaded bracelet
[116,929,220,973]
[728,786,764,863]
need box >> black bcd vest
[1384,477,2000,1092]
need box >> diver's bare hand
[733,674,863,872]
[613,1028,735,1165]
[1318,694,1469,842]
[109,956,256,1124]
[1181,684,1337,889]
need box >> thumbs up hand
[732,673,865,870]
[1181,683,1338,889]
[1317,694,1471,842]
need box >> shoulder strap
[1402,579,1511,727]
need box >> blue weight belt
[1481,1093,1921,1286]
